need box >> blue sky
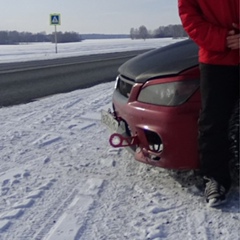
[1,0,181,34]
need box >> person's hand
[226,34,239,49]
[232,23,240,32]
[226,23,240,49]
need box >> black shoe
[204,177,228,207]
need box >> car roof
[118,39,199,83]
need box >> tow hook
[109,133,139,148]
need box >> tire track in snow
[0,171,57,240]
[35,178,106,240]
[77,153,174,240]
[0,125,114,239]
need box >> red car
[102,39,239,172]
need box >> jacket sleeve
[178,0,228,52]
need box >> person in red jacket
[178,0,239,207]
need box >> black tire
[229,99,239,185]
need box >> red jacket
[178,0,239,65]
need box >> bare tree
[130,28,135,39]
[139,25,148,40]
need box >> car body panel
[118,39,199,83]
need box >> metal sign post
[54,25,57,53]
[50,13,61,53]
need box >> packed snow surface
[0,38,239,240]
[0,82,239,240]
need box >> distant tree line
[56,32,82,43]
[0,31,82,44]
[130,24,188,40]
[0,25,187,44]
[81,34,129,40]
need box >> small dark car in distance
[101,39,239,172]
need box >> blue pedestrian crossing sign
[50,14,61,25]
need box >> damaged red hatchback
[101,39,238,171]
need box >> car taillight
[137,79,199,106]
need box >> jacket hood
[118,39,199,83]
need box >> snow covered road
[0,82,239,240]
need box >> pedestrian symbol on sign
[50,14,61,25]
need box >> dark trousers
[198,63,239,190]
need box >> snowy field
[0,38,181,63]
[0,39,239,240]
